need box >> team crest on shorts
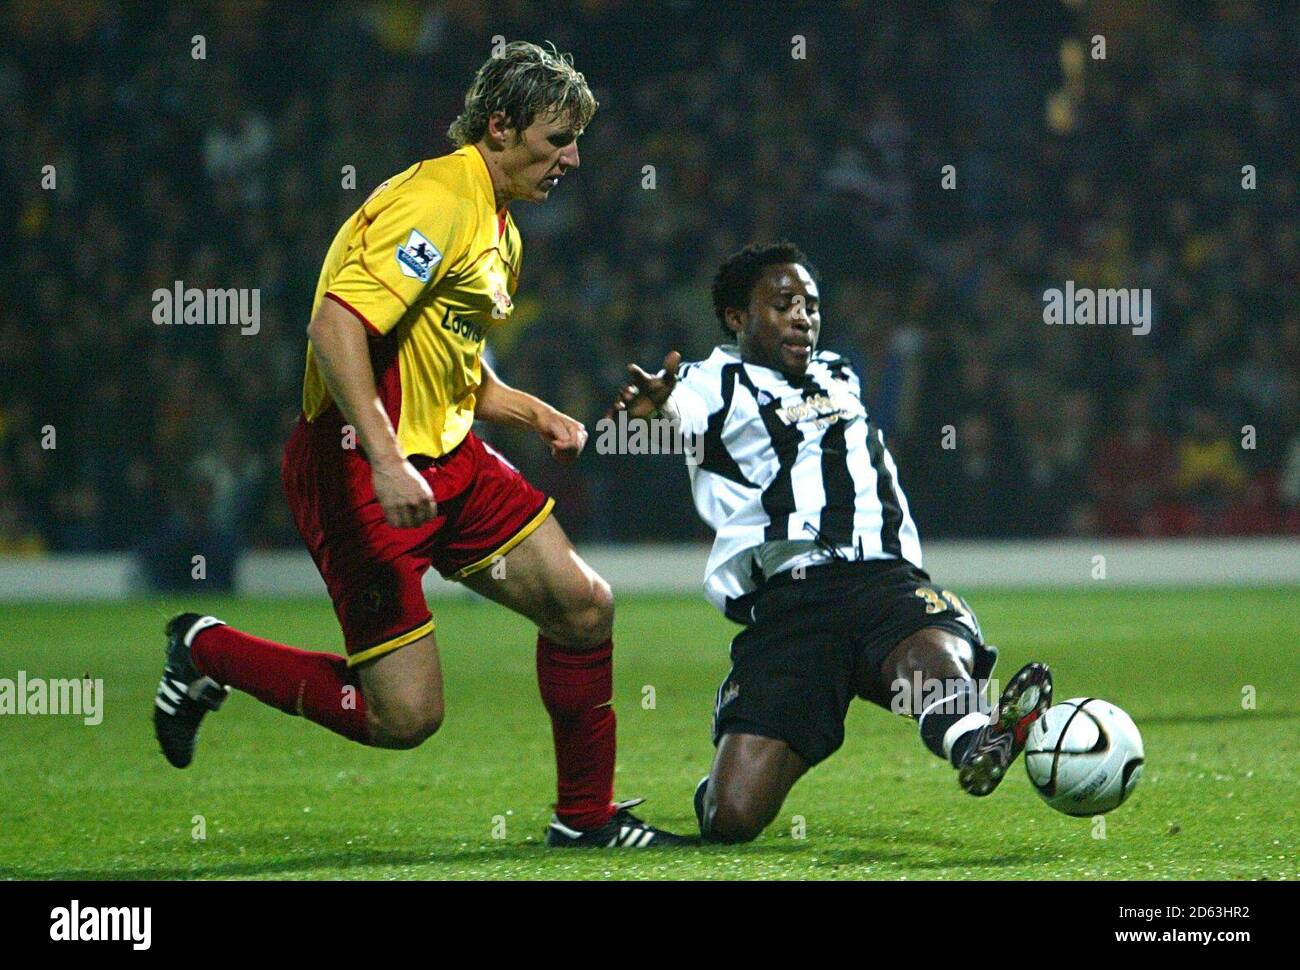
[717,681,738,717]
[396,229,441,282]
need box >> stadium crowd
[3,1,1297,581]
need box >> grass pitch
[0,587,1295,880]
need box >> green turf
[0,588,1295,880]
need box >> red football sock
[191,624,370,744]
[536,635,617,830]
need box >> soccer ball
[1024,698,1144,816]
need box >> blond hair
[448,41,597,147]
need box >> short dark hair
[448,41,597,147]
[711,241,819,338]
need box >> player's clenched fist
[537,408,588,463]
[371,456,437,528]
[613,350,681,419]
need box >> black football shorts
[711,558,996,767]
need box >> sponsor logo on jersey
[396,229,441,282]
[774,392,856,428]
[439,305,485,343]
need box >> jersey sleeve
[325,175,468,336]
[663,359,728,437]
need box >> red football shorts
[281,412,553,667]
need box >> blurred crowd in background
[3,0,1298,585]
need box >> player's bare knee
[374,712,443,749]
[551,577,614,649]
[921,634,974,678]
[710,810,766,844]
[584,577,615,642]
[889,628,973,684]
[708,788,771,843]
[368,698,444,749]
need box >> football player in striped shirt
[153,42,684,848]
[613,242,1053,842]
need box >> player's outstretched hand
[538,408,588,464]
[372,456,437,529]
[611,351,681,419]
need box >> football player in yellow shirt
[153,42,684,847]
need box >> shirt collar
[460,144,499,212]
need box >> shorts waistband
[763,557,915,592]
[299,409,471,469]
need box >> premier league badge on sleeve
[396,229,441,282]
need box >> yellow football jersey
[302,145,521,458]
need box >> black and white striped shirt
[664,344,921,622]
